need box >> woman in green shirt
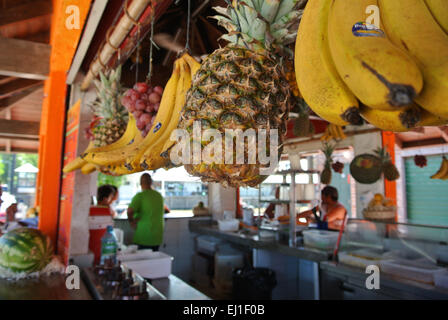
[127,173,164,251]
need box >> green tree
[16,153,38,167]
[97,173,126,189]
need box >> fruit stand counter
[320,261,448,300]
[188,219,330,262]
[0,274,93,300]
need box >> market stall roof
[14,163,38,173]
[0,0,53,153]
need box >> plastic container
[119,251,173,279]
[434,271,448,289]
[379,259,446,284]
[302,229,340,251]
[218,219,240,232]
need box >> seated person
[297,186,347,230]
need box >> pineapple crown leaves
[374,147,392,163]
[90,65,127,121]
[322,142,335,165]
[211,0,304,57]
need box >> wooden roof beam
[0,0,53,27]
[0,78,42,100]
[0,85,43,113]
[0,37,50,80]
[0,119,40,140]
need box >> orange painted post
[382,131,397,212]
[36,0,91,246]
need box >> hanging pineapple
[177,0,303,187]
[321,142,335,185]
[90,66,128,147]
[375,147,400,181]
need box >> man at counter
[297,186,347,230]
[127,173,164,251]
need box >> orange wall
[37,0,91,245]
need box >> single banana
[82,60,181,167]
[379,0,448,119]
[360,104,421,132]
[424,0,448,35]
[431,156,448,179]
[158,53,200,161]
[328,0,423,110]
[182,53,202,79]
[418,108,448,127]
[81,163,96,175]
[328,124,338,140]
[335,125,347,140]
[63,156,89,174]
[63,141,95,173]
[140,57,192,170]
[295,0,361,126]
[83,113,138,155]
[66,113,137,172]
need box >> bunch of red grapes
[332,161,344,173]
[414,155,428,168]
[121,82,164,137]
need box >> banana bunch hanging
[63,53,200,176]
[295,0,448,132]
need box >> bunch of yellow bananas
[320,124,347,142]
[63,53,200,176]
[431,156,448,181]
[295,0,448,132]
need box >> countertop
[150,275,211,300]
[320,261,448,300]
[82,268,210,300]
[0,274,92,300]
[189,219,331,262]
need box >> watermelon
[0,228,53,274]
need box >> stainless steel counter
[82,268,210,300]
[189,219,330,262]
[320,261,448,300]
[0,274,93,300]
[150,275,211,300]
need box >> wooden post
[36,0,91,246]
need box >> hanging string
[135,27,141,84]
[185,0,191,52]
[147,14,155,83]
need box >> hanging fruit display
[375,147,400,181]
[121,83,164,137]
[414,155,428,168]
[350,154,383,184]
[164,0,302,188]
[430,156,448,180]
[320,123,347,142]
[69,53,200,176]
[295,0,448,132]
[321,143,335,185]
[89,66,128,147]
